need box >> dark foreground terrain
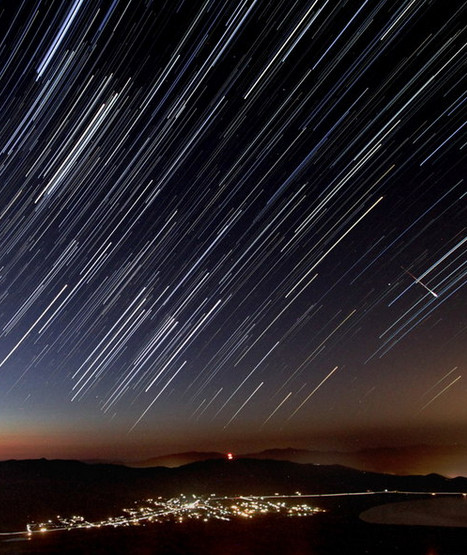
[1,457,466,532]
[1,511,467,555]
[1,458,466,554]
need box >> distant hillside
[241,447,345,465]
[242,445,467,477]
[347,444,467,477]
[1,458,466,532]
[131,451,225,468]
[128,445,467,477]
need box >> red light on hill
[227,452,234,460]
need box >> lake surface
[361,496,467,527]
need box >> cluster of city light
[26,493,324,533]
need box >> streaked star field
[0,0,465,460]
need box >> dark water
[1,514,466,555]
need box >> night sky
[0,0,465,462]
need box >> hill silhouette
[131,451,225,468]
[129,444,467,477]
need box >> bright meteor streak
[402,267,439,298]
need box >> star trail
[0,0,465,460]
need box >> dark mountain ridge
[129,444,467,477]
[131,450,225,468]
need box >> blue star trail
[0,1,464,456]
